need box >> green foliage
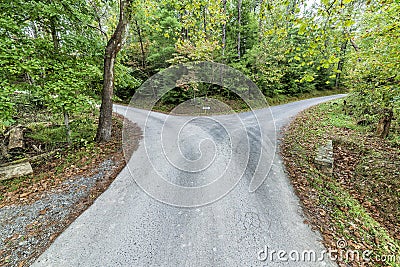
[26,117,97,147]
[114,61,142,100]
[1,0,398,139]
[344,1,400,134]
[0,0,106,139]
[0,83,15,129]
[107,0,356,107]
[319,101,362,130]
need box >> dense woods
[0,0,399,142]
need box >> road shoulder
[281,99,400,267]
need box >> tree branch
[350,38,359,51]
[87,24,108,40]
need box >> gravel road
[33,95,345,266]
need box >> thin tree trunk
[63,109,71,144]
[237,0,242,60]
[50,16,71,143]
[335,39,348,88]
[258,0,265,42]
[31,21,38,38]
[134,19,146,69]
[203,6,207,37]
[50,16,59,51]
[87,0,109,41]
[222,0,227,56]
[96,0,132,143]
[180,10,189,40]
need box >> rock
[376,108,393,139]
[314,140,334,175]
[7,126,25,150]
[0,161,33,181]
[0,142,9,159]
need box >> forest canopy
[0,0,398,140]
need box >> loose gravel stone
[0,159,116,267]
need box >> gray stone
[7,126,25,150]
[315,140,334,175]
[0,161,33,181]
[0,142,9,159]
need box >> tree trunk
[258,0,265,42]
[335,39,348,88]
[203,6,207,37]
[134,19,146,69]
[222,0,227,56]
[90,1,109,41]
[180,10,189,40]
[376,108,393,139]
[237,0,242,60]
[50,15,72,143]
[63,109,71,144]
[31,21,38,39]
[50,16,59,51]
[96,0,132,143]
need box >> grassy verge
[281,99,400,267]
[266,88,347,106]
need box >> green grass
[266,88,347,106]
[26,118,97,147]
[326,113,359,129]
[389,134,400,146]
[318,100,362,130]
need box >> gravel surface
[0,159,117,267]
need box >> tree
[0,0,103,140]
[96,0,133,142]
[222,0,227,56]
[237,0,242,60]
[345,1,400,138]
[5,0,396,143]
